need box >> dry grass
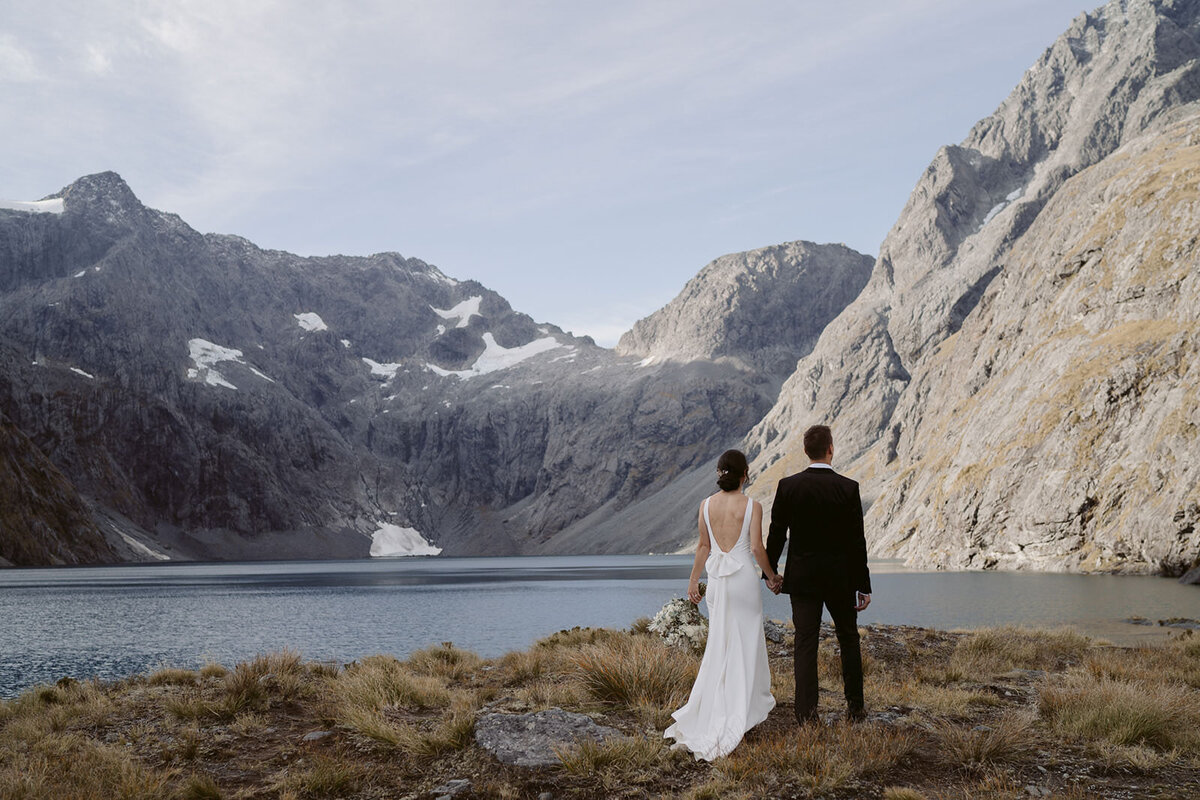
[275,755,367,798]
[933,709,1036,766]
[147,666,200,687]
[950,626,1090,678]
[177,772,223,799]
[557,734,676,780]
[573,633,698,710]
[198,662,228,680]
[715,722,917,793]
[883,788,929,800]
[0,735,174,800]
[2,628,1197,799]
[334,655,454,713]
[867,679,1002,717]
[1039,673,1200,753]
[406,642,483,681]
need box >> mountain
[616,242,873,376]
[0,172,870,564]
[746,0,1200,580]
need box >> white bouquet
[648,586,709,653]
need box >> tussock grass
[933,709,1036,766]
[573,633,698,710]
[147,666,200,687]
[276,755,366,798]
[199,662,228,680]
[178,772,223,799]
[335,655,454,712]
[1038,673,1200,753]
[500,646,564,685]
[406,642,482,681]
[536,626,619,649]
[867,679,1001,716]
[716,722,916,792]
[1087,740,1186,772]
[1084,641,1200,688]
[516,677,587,710]
[558,734,677,783]
[683,777,752,800]
[883,789,929,800]
[0,736,173,800]
[950,626,1090,677]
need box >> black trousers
[790,589,863,720]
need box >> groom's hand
[855,592,871,611]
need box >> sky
[2,0,1093,345]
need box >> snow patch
[1006,186,1025,202]
[73,270,86,278]
[981,202,1007,226]
[370,523,442,557]
[363,358,402,380]
[0,198,64,214]
[425,333,562,379]
[637,356,656,367]
[340,339,351,348]
[427,267,459,286]
[69,367,95,379]
[186,338,274,389]
[294,312,328,332]
[431,296,482,329]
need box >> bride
[664,449,780,760]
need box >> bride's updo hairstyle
[716,449,748,491]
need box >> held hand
[855,592,871,612]
[768,574,783,594]
[687,582,703,604]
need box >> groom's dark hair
[803,425,833,460]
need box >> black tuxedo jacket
[765,466,872,597]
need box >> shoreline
[2,620,1198,798]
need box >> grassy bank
[1,622,1199,799]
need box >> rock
[1123,616,1154,626]
[747,0,1200,580]
[763,619,789,644]
[1180,566,1200,585]
[431,778,470,799]
[1156,617,1200,630]
[616,241,873,376]
[301,730,333,742]
[474,708,622,768]
[0,169,854,563]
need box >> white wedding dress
[664,495,775,760]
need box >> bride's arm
[750,501,779,584]
[687,504,710,603]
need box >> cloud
[0,35,42,83]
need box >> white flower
[648,597,709,652]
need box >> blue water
[0,555,1195,698]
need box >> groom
[765,424,872,723]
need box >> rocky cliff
[0,173,865,564]
[615,242,873,376]
[746,0,1200,579]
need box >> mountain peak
[51,171,145,217]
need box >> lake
[1,555,1196,698]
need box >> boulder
[474,708,622,767]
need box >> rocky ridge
[0,172,866,563]
[745,0,1200,579]
[616,241,873,376]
